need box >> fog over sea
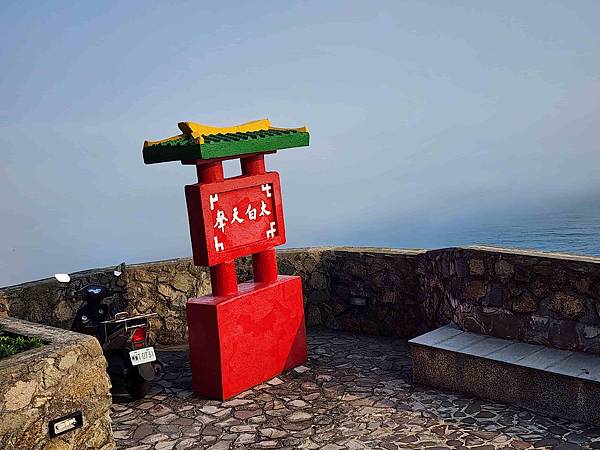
[430,206,600,256]
[319,198,600,258]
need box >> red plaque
[185,172,286,266]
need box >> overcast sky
[2,1,600,286]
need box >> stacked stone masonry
[418,246,600,355]
[0,317,114,450]
[2,246,600,355]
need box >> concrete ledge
[0,317,115,450]
[410,324,600,425]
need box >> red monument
[143,119,310,399]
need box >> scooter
[55,264,161,399]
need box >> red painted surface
[240,154,266,176]
[196,160,225,184]
[240,155,280,282]
[187,275,307,400]
[252,249,278,283]
[209,261,238,296]
[185,172,286,267]
[194,160,239,296]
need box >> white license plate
[129,347,156,366]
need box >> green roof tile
[143,127,309,164]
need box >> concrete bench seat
[409,324,600,425]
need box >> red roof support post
[196,161,239,297]
[241,155,278,284]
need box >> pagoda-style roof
[143,119,309,164]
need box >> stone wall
[0,247,425,345]
[0,251,324,346]
[1,267,125,331]
[0,290,7,318]
[3,246,600,354]
[312,247,427,337]
[0,317,114,450]
[123,258,212,345]
[418,246,600,355]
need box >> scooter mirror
[55,273,71,283]
[114,262,125,277]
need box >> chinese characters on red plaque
[185,172,286,266]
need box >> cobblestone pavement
[111,328,600,450]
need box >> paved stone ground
[111,328,600,450]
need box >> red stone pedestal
[186,275,307,400]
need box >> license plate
[129,347,156,366]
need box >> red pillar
[241,155,278,283]
[197,162,238,296]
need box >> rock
[207,441,231,450]
[484,283,506,307]
[494,260,514,277]
[222,398,253,407]
[260,428,287,439]
[512,292,537,313]
[230,425,256,433]
[234,409,261,420]
[288,399,308,407]
[58,350,79,371]
[142,433,170,444]
[306,304,322,326]
[0,292,8,317]
[583,325,600,339]
[156,441,178,450]
[41,440,71,450]
[549,293,585,319]
[150,404,173,417]
[175,437,198,449]
[254,440,278,448]
[575,278,592,294]
[4,380,36,411]
[42,360,62,389]
[157,284,173,298]
[468,259,485,276]
[309,272,328,290]
[54,300,72,322]
[464,281,486,302]
[287,411,313,422]
[171,272,196,293]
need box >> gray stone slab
[436,332,488,352]
[516,346,572,371]
[411,325,600,383]
[408,323,462,347]
[460,336,514,357]
[547,352,600,382]
[486,341,544,365]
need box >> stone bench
[409,324,600,425]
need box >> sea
[437,209,600,256]
[334,200,600,258]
